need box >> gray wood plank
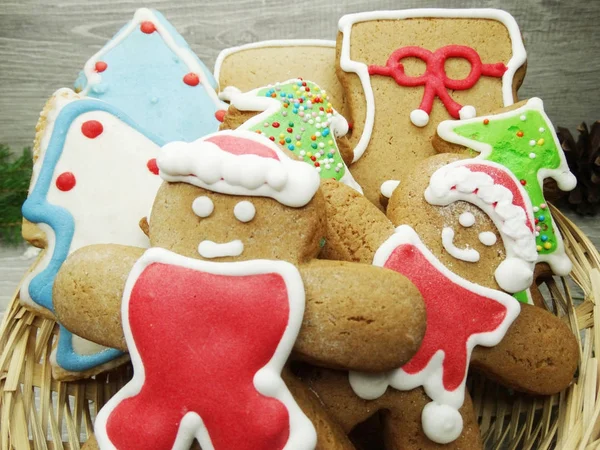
[0,0,599,150]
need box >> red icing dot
[269,136,275,141]
[516,131,524,137]
[215,110,227,122]
[520,179,527,185]
[483,118,490,125]
[140,21,156,34]
[286,127,293,133]
[56,172,76,191]
[272,122,280,128]
[183,73,200,86]
[81,120,103,139]
[147,158,159,175]
[95,61,107,72]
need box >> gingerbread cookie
[219,78,360,190]
[336,9,527,208]
[52,130,427,448]
[21,8,228,380]
[214,40,345,112]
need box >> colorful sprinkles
[248,79,347,181]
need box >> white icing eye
[234,201,256,223]
[192,196,214,218]
[458,212,475,228]
[478,231,497,246]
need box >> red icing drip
[95,61,107,73]
[215,110,227,122]
[368,45,508,119]
[81,120,104,139]
[147,158,159,175]
[465,162,534,231]
[140,21,156,34]
[105,263,292,449]
[205,135,280,160]
[56,172,76,191]
[383,244,508,391]
[183,73,200,86]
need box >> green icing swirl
[247,80,346,181]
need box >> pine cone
[556,121,600,215]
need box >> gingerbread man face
[149,183,326,264]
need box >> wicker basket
[1,206,598,450]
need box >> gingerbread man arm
[471,302,579,395]
[296,259,425,372]
[319,179,395,264]
[55,246,426,373]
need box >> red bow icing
[349,226,519,444]
[95,248,315,450]
[368,45,508,127]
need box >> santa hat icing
[157,130,321,207]
[74,8,224,143]
[425,159,538,293]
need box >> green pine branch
[0,145,33,245]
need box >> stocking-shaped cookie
[336,9,527,208]
[96,248,315,450]
[74,8,224,142]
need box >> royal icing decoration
[349,225,520,444]
[368,45,508,126]
[74,8,225,143]
[458,211,475,227]
[198,240,244,259]
[338,9,526,161]
[437,97,576,277]
[380,180,400,199]
[219,79,362,191]
[192,196,214,218]
[95,248,316,450]
[425,159,538,294]
[158,130,321,208]
[441,227,480,263]
[21,90,164,372]
[234,201,256,223]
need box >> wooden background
[0,0,599,151]
[0,0,599,313]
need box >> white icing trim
[218,81,363,193]
[380,180,400,199]
[441,227,480,263]
[214,39,335,86]
[81,8,225,110]
[95,248,317,450]
[437,97,576,275]
[425,159,537,292]
[349,225,520,444]
[338,9,527,162]
[158,129,321,208]
[198,240,244,258]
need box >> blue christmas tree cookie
[74,8,225,143]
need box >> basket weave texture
[0,206,598,450]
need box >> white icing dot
[380,180,400,199]
[316,167,322,173]
[478,231,497,246]
[533,206,540,212]
[458,212,475,228]
[422,402,463,444]
[192,196,214,218]
[529,140,536,146]
[410,109,429,127]
[529,152,536,159]
[233,201,256,223]
[459,105,476,120]
[539,127,545,132]
[519,114,527,121]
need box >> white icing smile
[198,240,244,258]
[441,227,480,263]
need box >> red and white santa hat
[157,130,321,208]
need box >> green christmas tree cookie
[221,78,361,192]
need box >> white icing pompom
[233,201,256,223]
[479,231,497,246]
[422,402,463,444]
[348,371,389,400]
[494,257,534,293]
[410,109,429,127]
[192,196,214,218]
[458,211,475,227]
[556,172,577,191]
[380,180,400,199]
[459,105,476,120]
